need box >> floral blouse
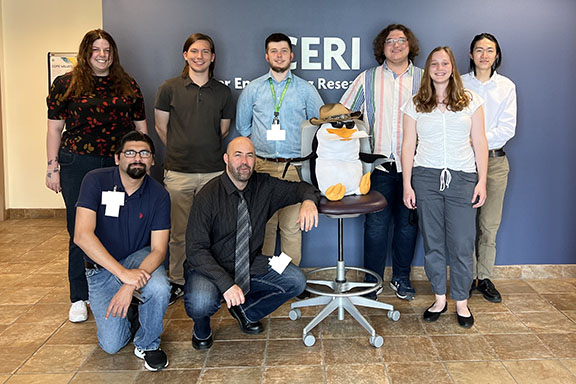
[47,72,146,156]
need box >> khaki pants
[255,158,302,265]
[164,170,223,285]
[474,156,509,280]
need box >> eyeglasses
[330,121,355,129]
[122,150,152,158]
[385,38,407,46]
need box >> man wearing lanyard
[236,33,324,268]
[340,24,423,301]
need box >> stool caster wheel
[303,333,316,347]
[388,310,401,321]
[370,335,383,348]
[289,308,301,321]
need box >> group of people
[45,24,516,371]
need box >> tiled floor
[1,218,576,383]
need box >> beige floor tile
[0,275,28,290]
[0,263,41,275]
[0,306,29,325]
[369,313,425,336]
[167,301,188,319]
[69,371,140,383]
[359,297,414,316]
[561,359,576,375]
[323,338,382,365]
[516,311,576,333]
[493,280,536,294]
[214,318,267,341]
[0,374,9,383]
[503,294,557,312]
[18,345,95,373]
[35,262,67,275]
[161,319,195,342]
[160,342,207,369]
[503,360,576,384]
[0,345,38,374]
[326,363,388,384]
[199,367,262,384]
[272,299,320,318]
[46,321,98,345]
[473,312,530,334]
[263,366,325,384]
[268,317,312,339]
[408,294,437,312]
[538,334,576,358]
[422,313,480,335]
[36,288,70,304]
[321,316,375,339]
[542,294,576,311]
[16,304,70,324]
[484,334,554,359]
[431,335,497,361]
[205,340,266,367]
[79,346,143,371]
[135,369,201,383]
[563,310,576,322]
[445,361,516,384]
[0,322,61,348]
[266,339,322,366]
[0,287,49,305]
[467,296,510,313]
[386,362,451,384]
[380,336,438,363]
[4,373,74,384]
[527,279,576,294]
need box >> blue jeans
[86,247,170,354]
[59,148,115,302]
[364,168,418,282]
[184,263,306,339]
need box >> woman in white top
[462,33,517,304]
[401,46,488,328]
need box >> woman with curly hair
[46,29,147,323]
[401,46,488,328]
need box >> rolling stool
[289,191,400,348]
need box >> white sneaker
[69,300,88,322]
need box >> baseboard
[6,208,66,219]
[302,264,576,280]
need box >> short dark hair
[469,33,502,76]
[115,131,156,156]
[373,24,419,65]
[265,33,292,52]
[181,33,216,78]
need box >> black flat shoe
[192,334,213,350]
[423,302,447,322]
[228,306,264,334]
[457,307,475,328]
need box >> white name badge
[267,123,286,141]
[269,252,292,274]
[101,190,125,217]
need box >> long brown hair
[181,33,216,79]
[64,29,136,99]
[413,46,470,113]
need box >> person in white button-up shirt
[401,46,488,329]
[462,33,517,304]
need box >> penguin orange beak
[326,127,358,140]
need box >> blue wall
[103,0,576,267]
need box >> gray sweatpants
[412,167,477,301]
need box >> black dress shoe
[296,290,311,300]
[228,306,264,334]
[423,302,447,322]
[192,334,213,350]
[477,279,502,303]
[457,307,474,328]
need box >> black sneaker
[169,283,184,306]
[134,347,169,371]
[390,278,416,301]
[477,279,502,303]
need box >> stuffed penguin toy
[310,103,371,201]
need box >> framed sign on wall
[48,52,77,88]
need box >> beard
[228,164,253,182]
[270,62,290,73]
[126,163,146,179]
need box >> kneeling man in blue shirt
[74,131,171,371]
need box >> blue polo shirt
[76,167,171,262]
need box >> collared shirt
[185,171,320,293]
[76,167,171,262]
[155,76,234,173]
[340,62,423,172]
[461,72,517,150]
[402,90,484,173]
[236,70,324,158]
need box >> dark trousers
[364,168,418,282]
[58,148,115,302]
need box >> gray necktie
[235,191,251,293]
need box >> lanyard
[268,77,291,117]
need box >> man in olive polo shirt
[155,33,234,304]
